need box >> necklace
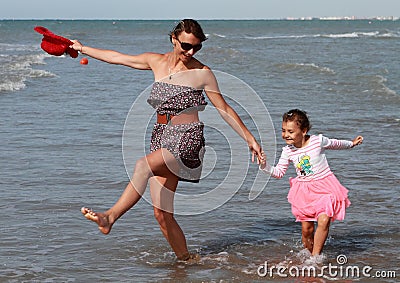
[167,55,185,80]
[168,67,181,80]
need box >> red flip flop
[34,26,78,58]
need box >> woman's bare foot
[81,207,112,235]
[177,253,201,264]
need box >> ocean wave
[29,69,56,78]
[320,30,399,38]
[0,80,27,92]
[0,53,55,93]
[0,43,39,52]
[274,63,336,75]
[247,34,318,40]
[368,75,398,96]
[358,74,398,98]
[213,33,227,38]
[244,30,399,40]
[322,32,361,38]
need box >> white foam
[213,33,226,38]
[324,32,359,38]
[200,251,230,264]
[373,75,397,96]
[297,63,336,74]
[302,253,327,266]
[243,30,394,40]
[321,30,399,39]
[296,248,312,261]
[0,53,56,93]
[248,34,316,40]
[276,62,336,75]
[0,80,26,92]
[29,69,56,78]
[242,29,399,41]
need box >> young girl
[260,109,363,258]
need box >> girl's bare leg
[301,221,315,253]
[312,214,331,255]
[81,149,178,234]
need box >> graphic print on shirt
[296,154,313,176]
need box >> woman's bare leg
[81,149,179,234]
[312,214,331,255]
[81,177,144,234]
[150,176,191,260]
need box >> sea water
[0,20,399,282]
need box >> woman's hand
[70,40,84,52]
[248,138,263,164]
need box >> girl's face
[281,120,308,148]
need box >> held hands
[259,151,267,170]
[248,139,264,164]
[352,135,364,147]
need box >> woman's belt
[157,113,176,124]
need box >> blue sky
[1,0,399,19]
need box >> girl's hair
[283,109,312,132]
[169,19,207,43]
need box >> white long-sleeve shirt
[262,134,353,181]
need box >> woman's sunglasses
[176,38,202,52]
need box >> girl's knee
[302,228,314,238]
[317,214,331,228]
[301,222,315,237]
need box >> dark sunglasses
[176,38,202,52]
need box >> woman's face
[173,32,202,62]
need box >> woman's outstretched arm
[70,40,160,70]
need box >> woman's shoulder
[146,52,168,62]
[146,53,170,73]
[188,57,208,70]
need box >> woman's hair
[169,19,207,43]
[283,109,312,132]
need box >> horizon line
[1,16,399,21]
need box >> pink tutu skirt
[287,173,351,222]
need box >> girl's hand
[352,135,363,147]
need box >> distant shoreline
[1,17,399,21]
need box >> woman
[75,19,262,261]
